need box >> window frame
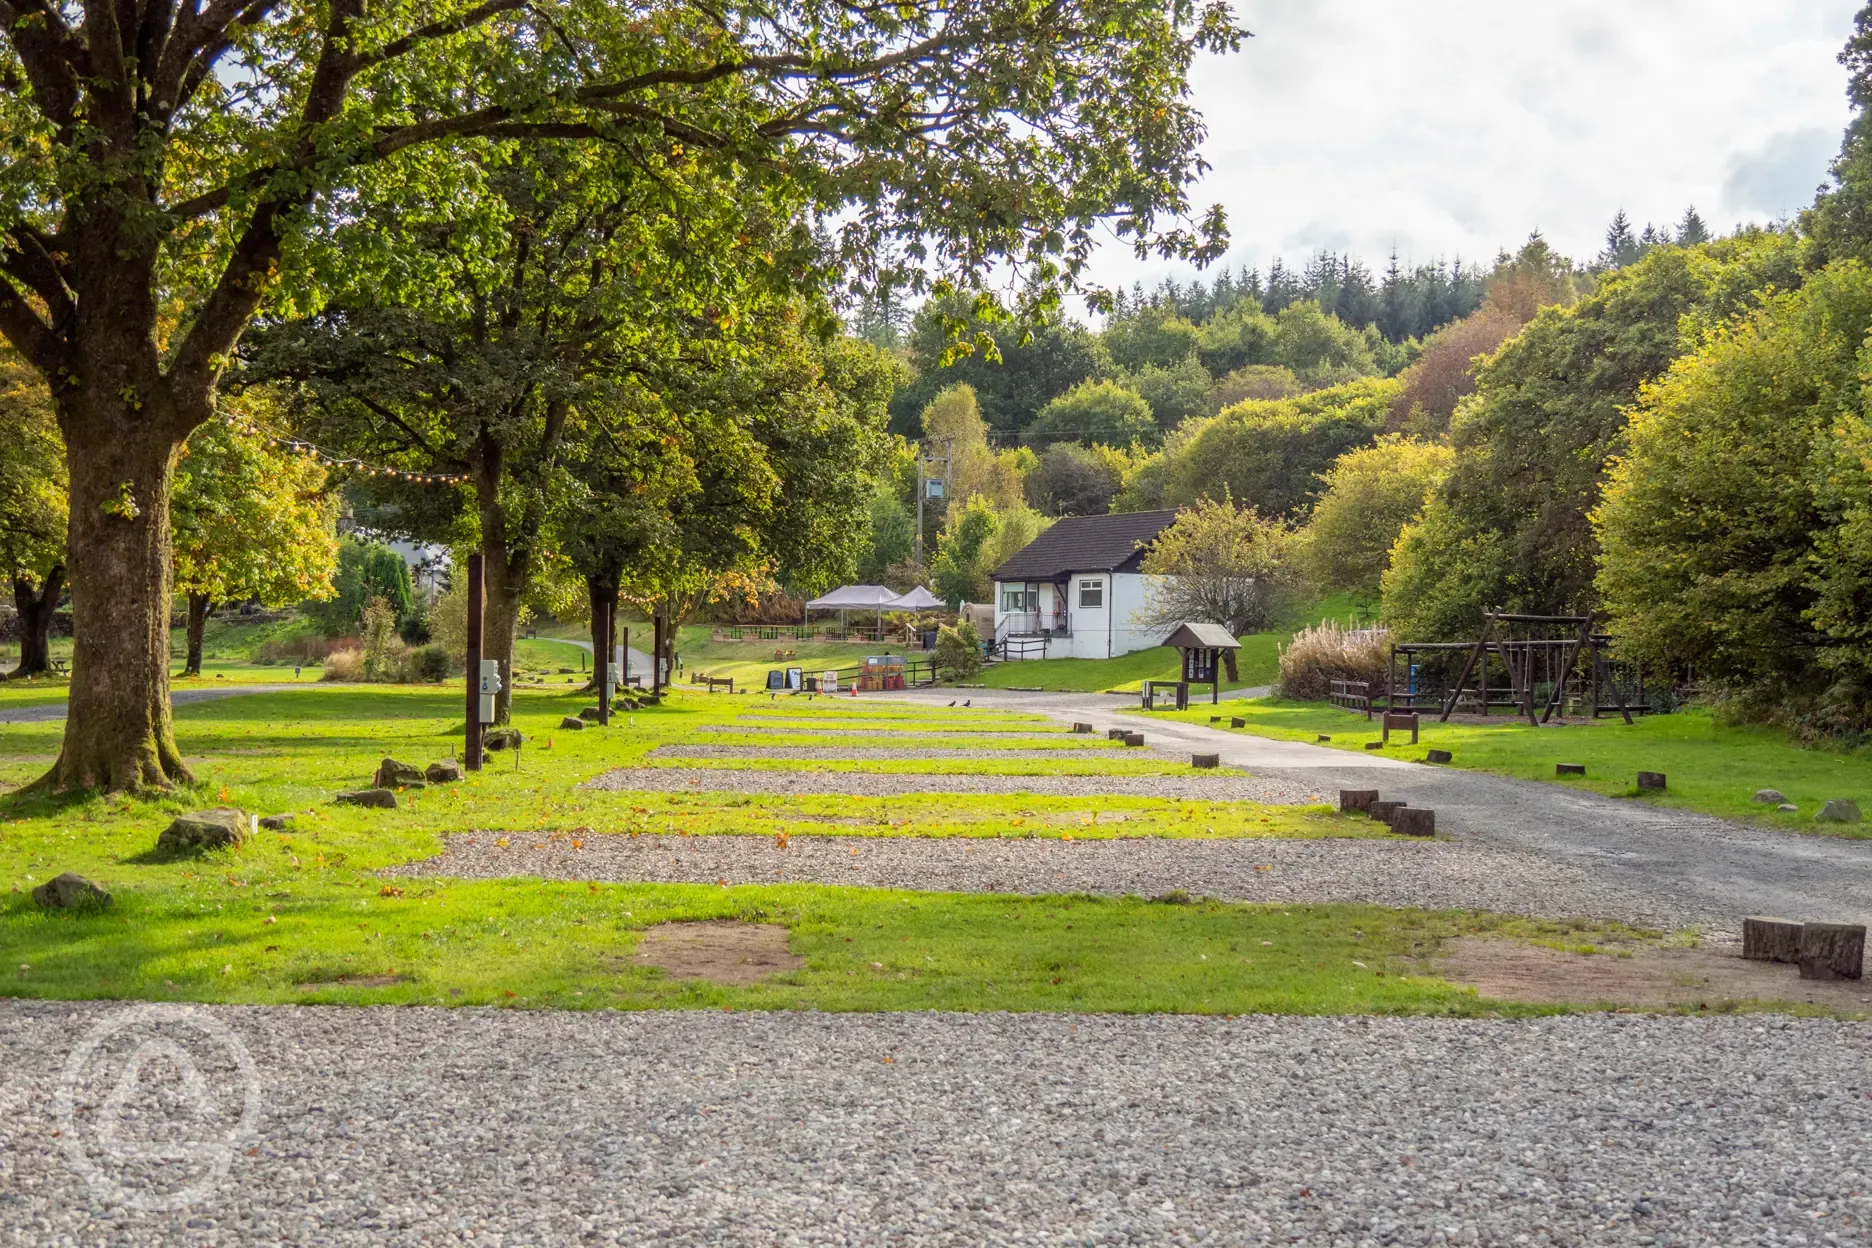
[1078,578,1105,609]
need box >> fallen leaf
[379,886,404,898]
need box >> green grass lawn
[1161,697,1872,838]
[0,681,1591,1015]
[977,592,1371,693]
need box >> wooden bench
[1380,711,1419,745]
[699,675,735,694]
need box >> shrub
[255,635,356,665]
[320,647,365,681]
[405,643,453,683]
[935,620,983,680]
[1276,621,1390,700]
[360,595,408,682]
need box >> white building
[988,510,1176,660]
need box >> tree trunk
[184,593,212,677]
[36,419,192,792]
[9,566,64,679]
[1223,649,1239,682]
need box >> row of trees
[0,0,1244,791]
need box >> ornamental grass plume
[1276,621,1391,701]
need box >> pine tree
[1600,210,1642,269]
[1676,205,1711,246]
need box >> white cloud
[1080,0,1861,304]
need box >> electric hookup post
[479,660,502,727]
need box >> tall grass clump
[1277,621,1390,700]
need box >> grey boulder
[1752,789,1787,804]
[1817,799,1862,824]
[425,760,464,783]
[559,716,587,730]
[258,814,293,831]
[32,873,111,911]
[374,758,427,788]
[483,727,523,751]
[157,808,249,853]
[335,788,398,809]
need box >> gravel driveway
[2,1001,1865,1246]
[390,830,1712,930]
[586,765,1326,804]
[650,744,1122,761]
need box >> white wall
[995,572,1173,660]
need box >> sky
[1077,0,1864,304]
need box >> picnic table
[51,658,69,674]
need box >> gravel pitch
[585,765,1326,804]
[2,1001,1866,1246]
[650,743,1122,761]
[390,830,1710,929]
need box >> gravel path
[3,1000,1866,1246]
[390,830,1710,929]
[585,765,1327,804]
[883,690,1872,932]
[704,725,1073,740]
[650,744,1122,761]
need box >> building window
[1001,586,1029,612]
[1079,579,1104,609]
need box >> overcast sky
[1077,0,1863,305]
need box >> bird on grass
[963,699,972,707]
[948,700,956,707]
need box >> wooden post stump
[1230,717,1245,728]
[1339,789,1379,813]
[1191,753,1220,769]
[1741,916,1802,963]
[1071,723,1093,734]
[1108,728,1128,741]
[1426,749,1452,764]
[1637,771,1666,791]
[1317,734,1331,742]
[1369,800,1407,824]
[1391,807,1435,837]
[1556,763,1586,776]
[1123,733,1145,747]
[1798,923,1866,981]
[1364,741,1384,750]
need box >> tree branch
[0,277,62,375]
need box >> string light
[219,414,469,486]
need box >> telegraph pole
[915,437,953,567]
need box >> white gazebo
[805,584,903,634]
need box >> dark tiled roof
[989,510,1177,581]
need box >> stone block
[1391,808,1435,837]
[1191,753,1220,769]
[1637,771,1666,791]
[1797,922,1865,981]
[1338,789,1379,814]
[1816,799,1862,824]
[334,788,398,809]
[157,808,249,853]
[373,758,425,788]
[560,716,587,730]
[1741,916,1802,964]
[32,873,111,910]
[1425,749,1452,764]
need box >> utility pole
[915,437,953,567]
[464,553,484,771]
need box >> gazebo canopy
[805,585,902,610]
[887,586,944,610]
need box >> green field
[3,681,1629,1015]
[1163,698,1872,837]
